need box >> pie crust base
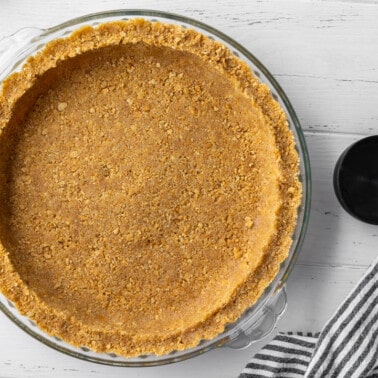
[0,19,301,357]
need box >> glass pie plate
[0,9,311,367]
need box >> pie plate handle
[0,27,45,82]
[226,286,287,350]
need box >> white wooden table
[1,1,377,377]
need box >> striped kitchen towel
[239,255,378,378]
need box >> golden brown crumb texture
[0,19,301,356]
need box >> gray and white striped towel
[239,255,378,378]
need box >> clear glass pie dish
[0,9,311,366]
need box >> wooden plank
[299,132,378,268]
[280,263,366,331]
[0,1,378,135]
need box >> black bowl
[334,135,378,225]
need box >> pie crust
[0,19,301,357]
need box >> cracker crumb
[245,216,254,228]
[57,102,67,111]
[233,247,242,259]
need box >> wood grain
[1,1,377,136]
[0,0,377,377]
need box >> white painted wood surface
[0,0,377,377]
